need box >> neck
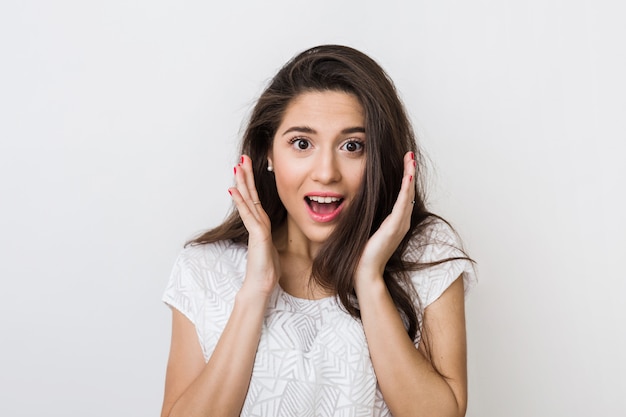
[273,222,333,300]
[273,221,322,261]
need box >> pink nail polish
[409,175,413,182]
[241,156,244,164]
[410,152,415,160]
[228,189,232,196]
[233,166,237,175]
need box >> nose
[311,149,341,184]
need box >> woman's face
[269,90,366,247]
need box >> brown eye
[290,138,311,151]
[342,140,364,153]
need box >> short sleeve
[162,241,248,360]
[162,247,205,326]
[405,218,477,308]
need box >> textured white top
[163,219,477,417]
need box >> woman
[161,45,476,417]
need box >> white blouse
[163,219,477,416]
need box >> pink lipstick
[304,193,345,223]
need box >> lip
[305,191,344,199]
[304,192,345,223]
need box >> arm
[161,292,268,417]
[161,156,279,417]
[355,275,467,417]
[354,152,468,417]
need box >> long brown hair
[190,45,463,340]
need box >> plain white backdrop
[1,0,624,416]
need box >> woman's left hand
[353,151,469,417]
[354,151,416,285]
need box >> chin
[304,228,334,245]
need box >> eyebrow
[281,126,366,136]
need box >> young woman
[161,45,476,417]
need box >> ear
[267,151,274,172]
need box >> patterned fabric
[162,219,477,416]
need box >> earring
[267,165,273,172]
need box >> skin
[161,91,468,417]
[268,91,367,297]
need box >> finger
[383,152,417,231]
[228,186,264,234]
[233,157,272,226]
[233,160,261,217]
[240,155,261,205]
[395,151,417,208]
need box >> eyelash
[288,137,365,153]
[342,140,364,153]
[288,137,311,151]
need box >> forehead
[278,91,365,130]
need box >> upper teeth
[308,196,341,203]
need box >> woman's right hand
[162,156,279,417]
[229,155,280,299]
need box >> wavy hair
[190,45,465,340]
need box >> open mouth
[305,196,344,215]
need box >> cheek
[274,157,307,182]
[348,160,366,189]
[273,166,302,202]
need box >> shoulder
[405,217,465,262]
[163,240,248,314]
[404,217,477,307]
[176,240,248,273]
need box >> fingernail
[410,152,415,160]
[240,156,244,164]
[413,160,416,167]
[228,189,232,196]
[409,175,413,182]
[233,166,237,175]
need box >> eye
[289,137,311,151]
[342,140,364,153]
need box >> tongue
[310,201,339,214]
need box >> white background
[1,0,624,416]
